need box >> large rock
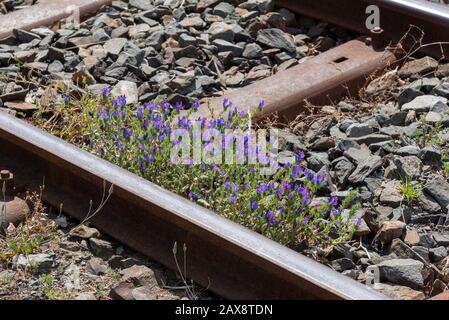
[89,238,115,259]
[129,0,154,10]
[208,22,235,42]
[238,0,275,13]
[392,156,422,179]
[424,175,449,210]
[333,157,355,186]
[111,81,139,105]
[256,28,296,53]
[212,39,243,56]
[242,43,264,59]
[69,225,100,239]
[345,123,374,137]
[401,95,448,113]
[375,258,424,290]
[432,232,449,246]
[110,282,135,300]
[398,56,438,79]
[379,180,404,208]
[344,146,372,164]
[374,221,406,245]
[418,191,442,213]
[213,2,235,17]
[103,38,127,59]
[348,155,383,184]
[429,246,447,262]
[121,265,158,288]
[15,253,55,274]
[197,0,221,11]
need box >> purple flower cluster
[89,96,356,244]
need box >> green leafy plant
[399,179,421,203]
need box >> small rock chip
[121,265,158,288]
[348,155,383,184]
[110,282,135,300]
[132,286,157,300]
[69,225,100,239]
[256,28,296,53]
[89,238,115,259]
[379,180,404,208]
[331,258,356,272]
[373,283,425,300]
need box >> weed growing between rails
[39,90,362,249]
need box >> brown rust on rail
[275,0,449,60]
[0,0,111,39]
[198,39,396,122]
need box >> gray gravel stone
[401,95,448,113]
[15,253,55,274]
[111,81,139,105]
[345,123,374,138]
[256,28,296,53]
[429,246,447,262]
[424,175,449,209]
[348,155,383,184]
[376,258,424,290]
[432,232,449,246]
[398,56,438,79]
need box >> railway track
[1,0,449,300]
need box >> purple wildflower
[291,165,302,179]
[258,100,265,110]
[144,153,154,164]
[123,128,132,139]
[175,101,184,111]
[101,87,110,96]
[275,188,283,196]
[295,151,305,161]
[230,195,237,204]
[250,200,258,211]
[256,184,267,194]
[331,208,341,216]
[189,191,198,201]
[329,196,338,206]
[118,95,126,106]
[312,174,325,185]
[265,210,278,226]
[225,178,231,189]
[145,102,156,111]
[115,140,124,152]
[137,106,143,120]
[191,101,200,110]
[302,217,309,225]
[223,98,232,109]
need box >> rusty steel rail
[0,0,111,39]
[0,112,387,300]
[198,39,396,122]
[275,0,449,60]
